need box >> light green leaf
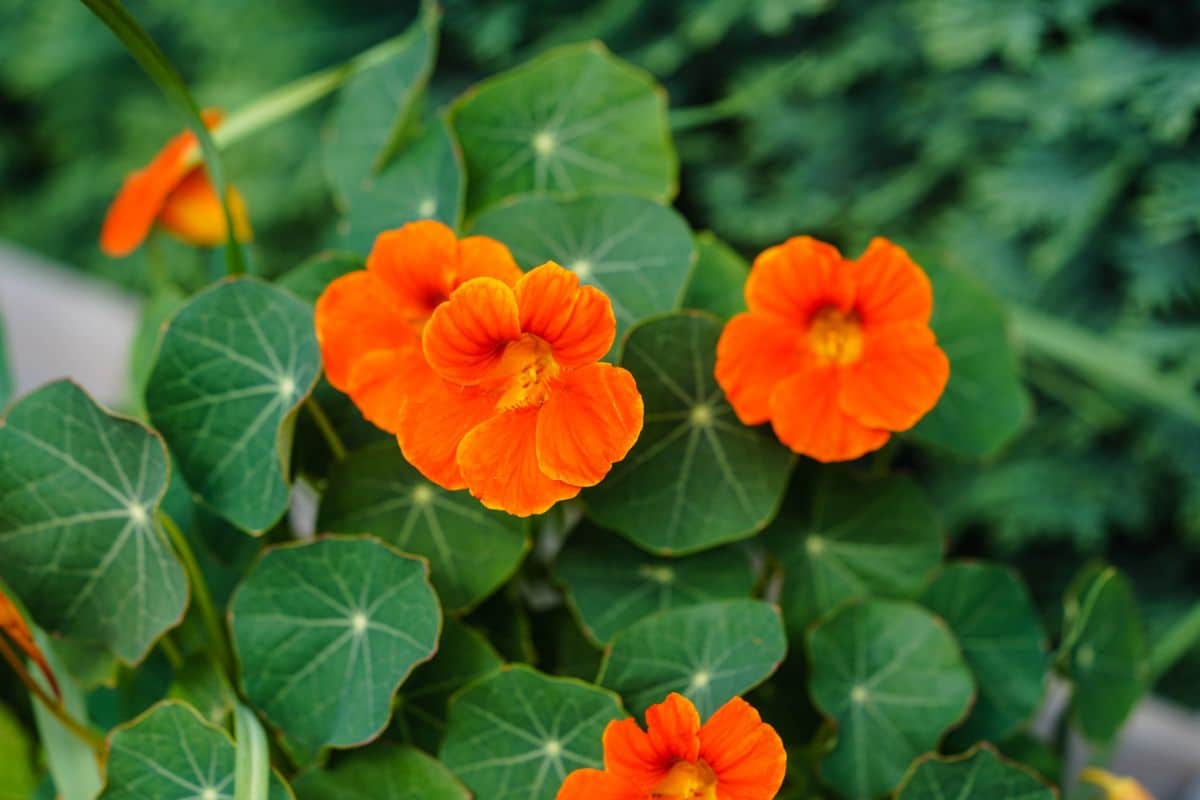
[230,537,441,753]
[910,259,1031,458]
[586,313,794,554]
[682,232,748,320]
[555,524,757,645]
[145,278,321,534]
[234,703,270,800]
[0,308,12,410]
[440,666,625,800]
[597,599,786,718]
[0,702,36,800]
[921,562,1049,746]
[765,468,943,635]
[31,632,101,800]
[470,194,695,347]
[895,745,1056,800]
[318,442,529,613]
[100,701,293,800]
[293,744,469,800]
[0,380,186,663]
[807,600,975,799]
[450,42,676,214]
[277,252,364,304]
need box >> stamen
[807,306,864,365]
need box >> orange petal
[343,346,426,434]
[839,322,950,432]
[715,313,804,425]
[423,278,522,385]
[851,238,933,326]
[699,697,786,800]
[0,587,58,698]
[315,271,417,392]
[535,363,643,487]
[514,263,615,367]
[367,220,460,321]
[556,768,643,800]
[456,407,580,516]
[768,363,890,462]
[745,237,854,323]
[157,170,253,248]
[645,693,702,764]
[396,375,499,490]
[457,235,524,286]
[602,718,672,789]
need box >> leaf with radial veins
[470,194,694,348]
[598,599,787,718]
[0,380,186,664]
[293,743,469,800]
[555,524,757,645]
[807,600,975,800]
[99,701,293,800]
[450,42,676,214]
[230,537,441,754]
[440,666,625,800]
[145,278,321,534]
[682,232,749,320]
[586,313,794,554]
[318,442,529,613]
[895,745,1056,800]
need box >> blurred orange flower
[407,262,643,516]
[100,109,252,257]
[557,692,785,800]
[1081,768,1155,800]
[0,586,58,698]
[715,236,949,462]
[314,220,522,434]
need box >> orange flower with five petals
[101,109,252,256]
[557,692,786,800]
[715,236,949,462]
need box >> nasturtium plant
[895,745,1056,800]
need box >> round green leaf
[586,313,794,554]
[470,194,695,347]
[100,701,293,800]
[921,562,1049,745]
[910,259,1031,458]
[440,665,625,800]
[294,744,468,800]
[555,523,757,644]
[807,600,976,799]
[598,599,786,718]
[682,231,748,320]
[767,468,943,635]
[0,380,186,663]
[450,42,676,214]
[318,442,529,613]
[146,278,321,534]
[895,745,1056,800]
[230,537,441,753]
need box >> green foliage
[293,743,469,800]
[0,703,36,800]
[0,309,11,411]
[895,745,1056,800]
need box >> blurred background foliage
[1,0,1198,700]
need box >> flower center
[494,334,561,410]
[650,760,718,800]
[807,306,863,365]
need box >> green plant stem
[670,98,744,131]
[158,634,184,670]
[159,511,236,681]
[1147,602,1200,684]
[305,397,347,461]
[0,636,107,757]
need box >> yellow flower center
[650,760,718,800]
[494,334,561,410]
[807,306,864,365]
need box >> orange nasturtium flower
[100,109,252,257]
[1080,768,1155,800]
[0,586,58,697]
[557,692,786,800]
[715,236,949,462]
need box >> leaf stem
[159,633,184,670]
[1146,602,1200,684]
[305,396,347,461]
[159,511,237,681]
[0,636,107,756]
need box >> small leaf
[598,599,786,718]
[440,666,625,800]
[293,743,469,800]
[586,313,794,554]
[807,600,976,799]
[318,442,530,613]
[554,523,757,644]
[450,42,676,214]
[895,744,1057,800]
[230,537,441,753]
[145,278,321,534]
[0,380,186,663]
[681,232,748,320]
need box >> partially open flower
[100,109,252,256]
[1080,768,1155,800]
[0,586,58,697]
[715,236,949,462]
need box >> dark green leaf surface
[450,43,676,214]
[554,523,756,644]
[470,194,694,347]
[921,562,1048,745]
[0,380,186,663]
[807,600,975,800]
[440,666,625,800]
[895,745,1056,800]
[681,232,748,320]
[318,442,529,613]
[293,743,469,800]
[276,252,364,304]
[597,599,786,718]
[145,278,321,533]
[767,468,943,634]
[230,537,441,753]
[586,313,793,554]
